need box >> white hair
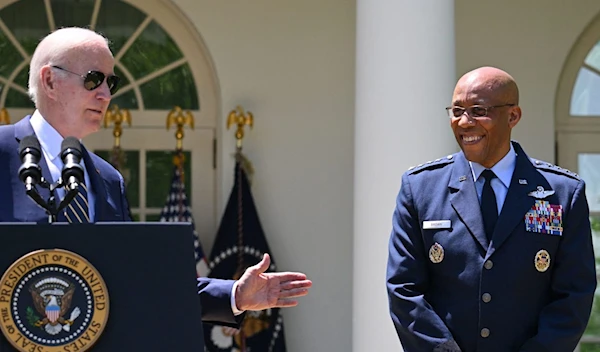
[27,27,110,106]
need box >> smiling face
[450,67,522,168]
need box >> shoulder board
[407,154,455,174]
[531,159,580,180]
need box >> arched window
[556,11,600,351]
[0,0,221,251]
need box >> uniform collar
[469,142,516,188]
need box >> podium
[0,222,205,351]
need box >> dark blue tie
[481,169,498,241]
[58,182,90,223]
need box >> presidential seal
[0,249,109,352]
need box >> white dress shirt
[469,143,517,215]
[29,110,96,222]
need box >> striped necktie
[58,182,91,223]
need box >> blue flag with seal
[204,155,287,352]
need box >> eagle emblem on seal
[28,277,81,335]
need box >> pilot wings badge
[528,186,555,199]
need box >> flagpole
[166,106,195,222]
[226,105,254,352]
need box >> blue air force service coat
[386,141,596,352]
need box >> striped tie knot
[59,182,90,223]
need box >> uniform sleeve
[520,179,597,351]
[386,173,461,352]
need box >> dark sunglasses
[51,65,120,95]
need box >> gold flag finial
[0,108,10,125]
[104,104,131,147]
[166,106,195,150]
[226,105,253,150]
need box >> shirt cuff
[230,281,244,316]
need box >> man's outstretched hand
[235,253,312,311]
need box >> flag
[204,155,287,352]
[159,153,209,277]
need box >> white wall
[172,1,356,351]
[456,0,600,163]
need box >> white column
[353,1,456,351]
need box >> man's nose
[456,112,475,127]
[96,81,111,101]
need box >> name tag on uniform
[423,220,451,230]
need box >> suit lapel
[81,146,109,221]
[13,116,55,221]
[487,142,548,256]
[449,152,489,250]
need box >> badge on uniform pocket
[524,200,563,236]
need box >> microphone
[18,135,42,190]
[18,135,50,213]
[60,137,85,192]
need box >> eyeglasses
[445,104,515,119]
[51,65,120,95]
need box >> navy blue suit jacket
[0,116,239,328]
[387,141,596,352]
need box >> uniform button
[484,260,493,270]
[481,328,490,338]
[482,293,492,303]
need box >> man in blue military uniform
[386,66,596,351]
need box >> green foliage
[581,343,600,352]
[592,217,600,232]
[26,306,40,328]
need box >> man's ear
[40,66,58,100]
[508,106,522,128]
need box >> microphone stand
[28,177,77,223]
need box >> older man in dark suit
[386,66,596,352]
[0,27,311,343]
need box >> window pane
[145,151,191,208]
[571,68,600,116]
[95,0,147,55]
[146,214,162,222]
[140,64,199,110]
[51,0,95,28]
[0,0,49,55]
[0,30,23,77]
[94,149,140,208]
[114,66,130,88]
[120,20,183,79]
[110,90,139,110]
[5,88,33,109]
[579,154,600,212]
[585,41,600,72]
[13,65,28,89]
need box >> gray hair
[28,27,110,106]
